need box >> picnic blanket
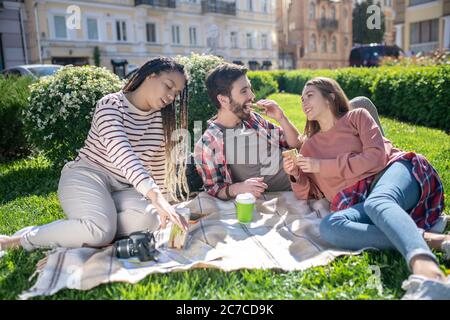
[18,191,362,300]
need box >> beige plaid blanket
[19,191,360,300]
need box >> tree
[352,0,386,45]
[93,46,101,67]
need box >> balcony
[409,0,436,6]
[316,18,338,31]
[135,0,176,8]
[201,0,236,16]
[410,41,439,53]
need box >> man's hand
[255,99,285,122]
[230,177,268,199]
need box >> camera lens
[115,238,133,259]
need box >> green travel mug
[235,193,256,224]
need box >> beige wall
[23,0,279,72]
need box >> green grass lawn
[0,93,449,300]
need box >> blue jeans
[319,160,437,270]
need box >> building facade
[0,0,28,70]
[381,0,396,45]
[277,0,353,70]
[394,0,450,53]
[3,0,278,74]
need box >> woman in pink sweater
[283,77,450,299]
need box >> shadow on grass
[0,166,60,205]
[0,249,45,300]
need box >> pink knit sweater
[291,108,404,201]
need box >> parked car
[349,44,404,67]
[1,64,62,79]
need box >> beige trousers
[20,158,160,251]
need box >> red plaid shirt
[194,112,289,197]
[331,152,445,230]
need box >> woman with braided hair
[0,56,190,252]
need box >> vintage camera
[114,231,158,262]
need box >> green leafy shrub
[371,65,450,133]
[260,66,449,132]
[176,53,224,138]
[333,67,381,99]
[22,66,123,167]
[0,76,34,162]
[247,71,278,100]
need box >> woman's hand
[297,156,320,173]
[255,99,285,122]
[283,156,299,177]
[147,189,188,230]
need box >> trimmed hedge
[176,54,224,139]
[247,71,279,100]
[176,54,281,142]
[2,60,448,166]
[371,66,450,132]
[0,76,34,161]
[265,66,450,132]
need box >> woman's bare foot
[0,236,22,251]
[410,255,447,282]
[423,232,450,251]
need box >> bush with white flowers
[22,65,124,167]
[176,53,224,136]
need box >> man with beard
[194,63,302,200]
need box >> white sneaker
[0,235,10,258]
[429,215,448,234]
[401,275,450,300]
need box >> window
[261,34,268,49]
[0,35,4,71]
[247,0,253,11]
[409,0,436,6]
[309,3,315,20]
[172,25,181,44]
[310,34,317,52]
[87,18,98,40]
[332,36,337,53]
[331,6,336,20]
[246,33,253,49]
[320,7,326,19]
[262,0,269,13]
[116,20,127,41]
[230,31,238,48]
[189,26,198,46]
[146,23,156,43]
[410,19,439,44]
[54,16,67,39]
[321,35,327,52]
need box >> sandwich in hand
[282,149,299,163]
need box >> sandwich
[282,149,299,163]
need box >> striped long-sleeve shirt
[75,91,166,197]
